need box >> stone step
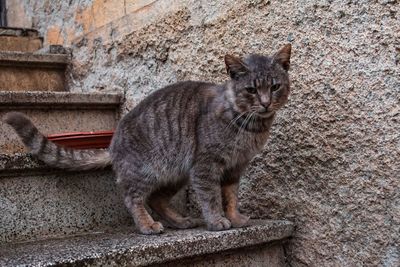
[0,154,132,244]
[0,153,186,244]
[0,91,122,154]
[0,220,294,267]
[0,27,43,52]
[0,51,69,91]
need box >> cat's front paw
[228,213,250,228]
[138,221,164,235]
[207,217,231,231]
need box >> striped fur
[4,112,111,170]
[110,45,292,234]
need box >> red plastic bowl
[47,130,114,149]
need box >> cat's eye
[271,83,281,92]
[245,86,257,94]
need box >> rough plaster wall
[29,0,92,45]
[5,0,33,28]
[27,0,399,266]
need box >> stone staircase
[0,27,67,92]
[0,28,294,266]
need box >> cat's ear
[273,44,291,71]
[224,54,249,79]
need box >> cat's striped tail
[3,112,112,171]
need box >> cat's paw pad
[207,217,231,231]
[139,221,164,235]
[229,213,250,228]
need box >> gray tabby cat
[4,44,291,235]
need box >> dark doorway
[0,0,7,27]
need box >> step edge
[105,221,295,267]
[0,91,123,107]
[0,51,70,67]
[0,220,294,267]
[0,27,40,37]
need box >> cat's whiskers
[249,111,257,132]
[224,111,247,133]
[250,111,257,131]
[231,113,248,158]
[232,111,256,155]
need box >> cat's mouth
[257,109,275,118]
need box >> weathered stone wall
[13,0,400,266]
[5,0,33,28]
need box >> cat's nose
[260,102,271,109]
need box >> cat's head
[224,44,291,118]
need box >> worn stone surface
[0,91,121,106]
[0,65,65,91]
[5,0,33,28]
[0,51,69,66]
[14,0,400,266]
[0,153,47,175]
[7,0,180,45]
[0,220,293,266]
[0,28,42,52]
[0,27,39,38]
[0,51,69,91]
[154,243,286,267]
[0,36,43,52]
[0,165,131,243]
[0,153,192,244]
[0,92,121,154]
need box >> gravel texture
[0,153,131,243]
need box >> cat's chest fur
[225,130,271,168]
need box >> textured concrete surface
[5,0,34,28]
[0,153,46,175]
[0,91,121,154]
[0,220,293,266]
[0,91,121,106]
[5,0,176,45]
[0,27,40,37]
[0,51,69,91]
[156,243,286,267]
[14,0,400,266]
[0,155,131,243]
[0,36,43,52]
[0,51,68,66]
[0,65,66,91]
[0,27,42,52]
[0,153,190,244]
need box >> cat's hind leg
[121,173,164,235]
[148,181,198,229]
